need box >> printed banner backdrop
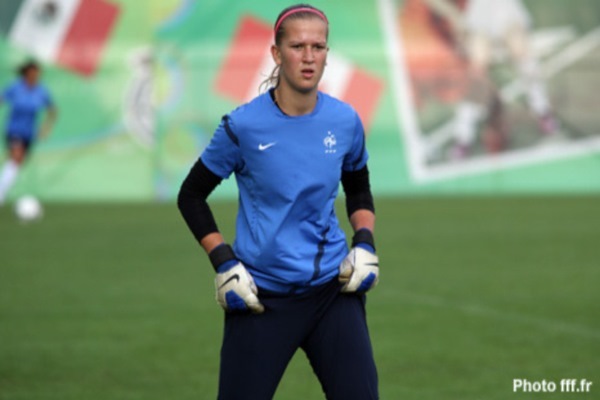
[0,0,599,201]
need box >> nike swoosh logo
[364,262,379,267]
[258,142,276,151]
[218,274,240,289]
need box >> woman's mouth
[301,68,315,79]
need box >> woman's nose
[302,47,315,62]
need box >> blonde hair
[259,65,281,94]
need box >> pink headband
[274,8,328,34]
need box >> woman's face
[24,67,40,86]
[272,17,328,95]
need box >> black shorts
[5,135,33,153]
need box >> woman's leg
[218,289,324,400]
[302,291,379,400]
[0,138,28,204]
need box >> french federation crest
[324,131,337,154]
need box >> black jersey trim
[311,226,330,282]
[222,115,239,146]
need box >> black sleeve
[341,165,375,218]
[177,158,223,242]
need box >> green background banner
[1,0,599,201]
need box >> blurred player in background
[0,60,56,204]
[178,4,379,399]
[425,0,558,156]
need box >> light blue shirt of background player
[0,61,57,205]
[201,90,368,293]
[2,78,54,139]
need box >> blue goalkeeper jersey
[2,79,53,138]
[201,90,368,293]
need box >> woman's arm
[339,165,379,293]
[178,157,264,313]
[177,157,225,255]
[39,105,57,139]
[341,165,375,234]
[349,209,375,234]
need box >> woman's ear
[271,44,281,66]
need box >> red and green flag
[1,0,119,76]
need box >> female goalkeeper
[178,4,379,399]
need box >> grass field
[1,197,598,399]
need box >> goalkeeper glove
[210,244,264,314]
[339,229,379,293]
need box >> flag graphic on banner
[215,15,384,131]
[2,0,119,76]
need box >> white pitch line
[393,291,600,341]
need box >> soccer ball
[14,195,43,222]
